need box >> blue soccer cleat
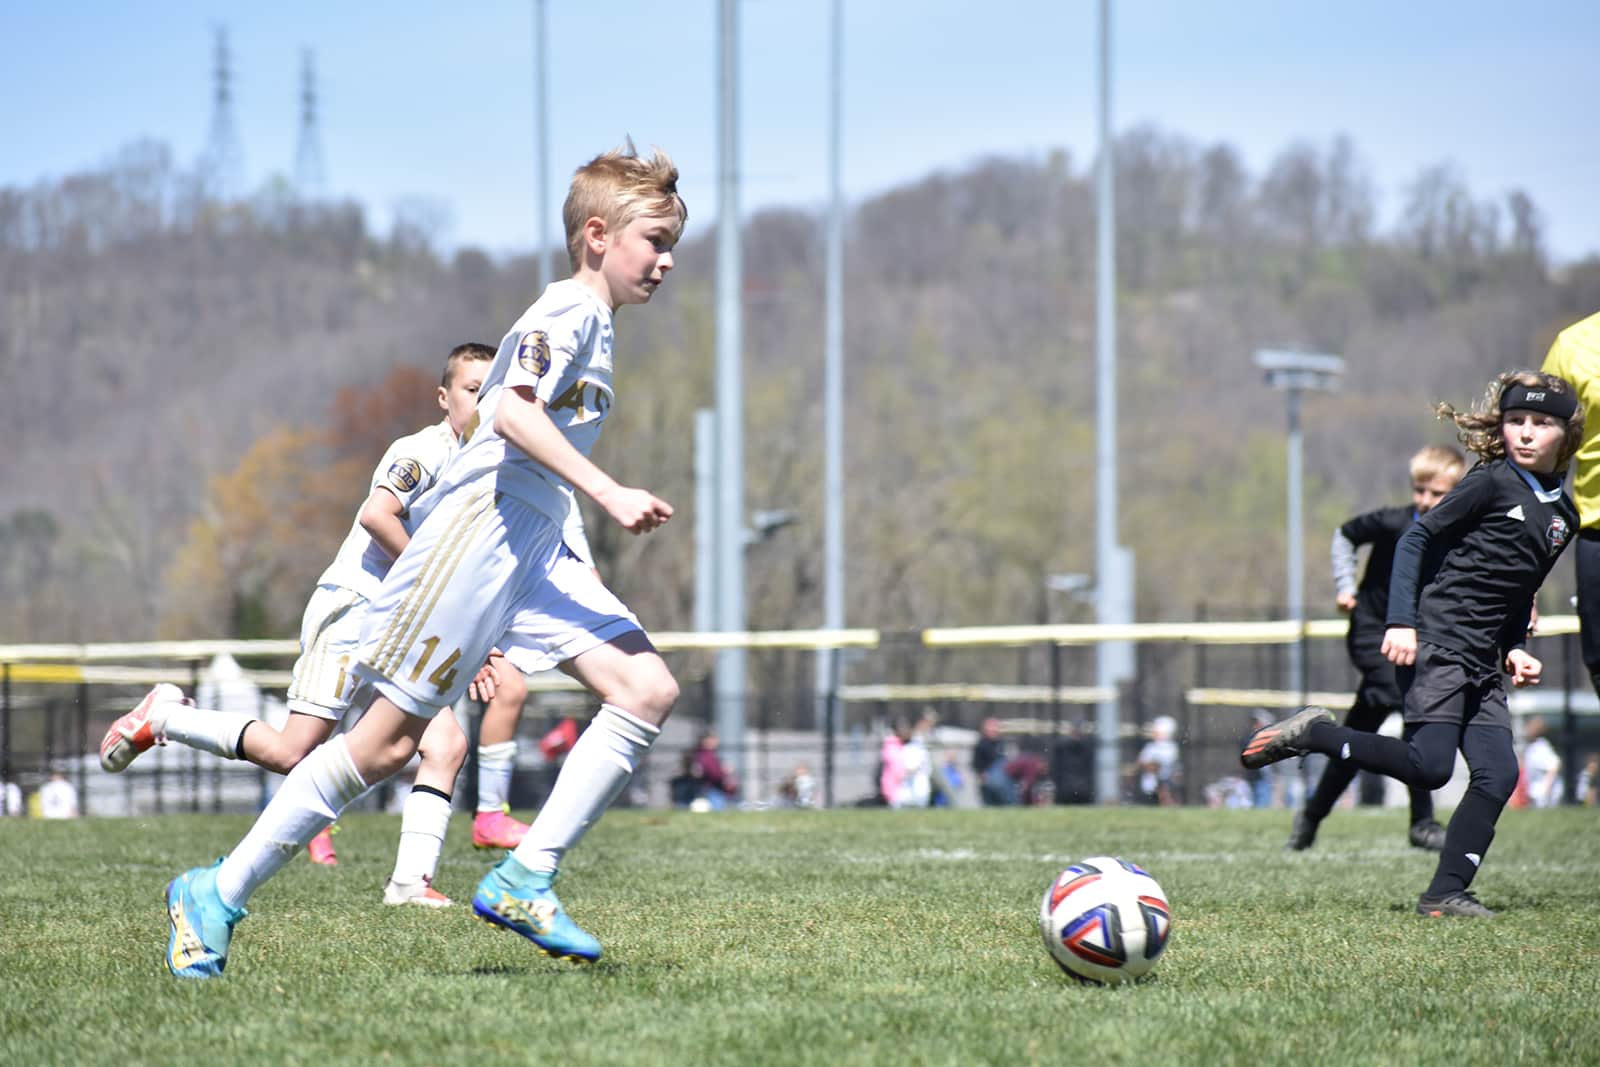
[165,859,247,979]
[472,854,601,963]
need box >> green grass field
[3,806,1597,1066]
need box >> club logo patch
[1548,515,1571,553]
[387,458,422,493]
[517,331,551,377]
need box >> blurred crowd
[1,769,80,819]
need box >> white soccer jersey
[431,279,615,526]
[315,420,457,600]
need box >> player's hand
[1335,593,1357,614]
[1507,650,1542,687]
[468,656,502,702]
[1381,626,1418,666]
[596,485,673,534]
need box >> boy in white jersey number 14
[104,345,582,907]
[161,143,686,977]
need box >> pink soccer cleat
[472,808,531,850]
[100,683,186,772]
[307,826,338,866]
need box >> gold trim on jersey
[367,487,497,680]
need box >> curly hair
[1435,370,1584,465]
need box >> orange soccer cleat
[100,684,188,773]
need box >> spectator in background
[1520,716,1562,808]
[1006,748,1050,805]
[37,770,80,819]
[669,752,704,809]
[1051,720,1095,805]
[932,750,964,807]
[877,717,908,806]
[692,730,738,811]
[895,714,933,809]
[777,763,816,808]
[1136,716,1180,806]
[1578,752,1598,806]
[973,717,1018,806]
[2,776,22,817]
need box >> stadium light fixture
[1254,348,1344,704]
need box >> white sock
[215,735,368,908]
[476,741,517,813]
[511,705,658,873]
[163,702,258,759]
[390,786,452,884]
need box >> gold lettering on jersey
[387,458,423,493]
[517,331,552,377]
[549,380,611,424]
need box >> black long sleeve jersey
[1387,459,1576,670]
[1340,505,1412,658]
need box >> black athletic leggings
[1314,719,1519,895]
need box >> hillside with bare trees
[3,130,1599,645]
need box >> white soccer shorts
[285,584,371,720]
[353,487,640,718]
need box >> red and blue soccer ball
[1039,856,1172,985]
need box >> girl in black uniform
[1243,371,1583,917]
[1285,445,1465,853]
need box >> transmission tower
[198,26,246,201]
[294,48,327,198]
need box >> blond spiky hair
[562,139,687,271]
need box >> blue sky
[3,1,1597,261]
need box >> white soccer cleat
[100,683,186,772]
[384,876,453,908]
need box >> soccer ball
[1039,856,1171,985]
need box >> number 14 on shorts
[407,636,462,694]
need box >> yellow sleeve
[1543,332,1569,379]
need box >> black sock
[411,784,452,804]
[1425,789,1501,897]
[1407,786,1435,826]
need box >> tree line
[3,128,1598,667]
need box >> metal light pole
[1254,349,1345,702]
[816,0,846,746]
[531,0,552,290]
[1093,0,1134,804]
[714,0,747,782]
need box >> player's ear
[437,385,449,413]
[583,216,608,257]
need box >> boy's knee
[420,723,470,773]
[1472,761,1519,805]
[1414,754,1455,792]
[613,666,678,722]
[641,671,680,719]
[494,666,528,707]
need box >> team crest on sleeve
[387,458,423,493]
[517,331,552,377]
[1548,515,1571,553]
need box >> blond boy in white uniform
[160,144,686,977]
